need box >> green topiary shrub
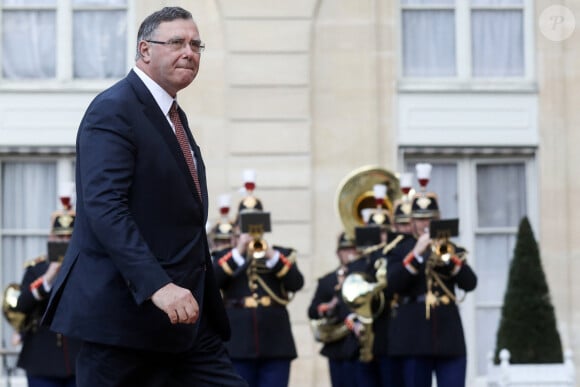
[494,216,563,364]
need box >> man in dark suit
[42,6,246,387]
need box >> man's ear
[138,40,151,63]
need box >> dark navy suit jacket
[43,70,230,352]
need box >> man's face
[395,222,413,235]
[411,217,432,238]
[138,18,201,96]
[337,246,357,265]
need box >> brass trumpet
[239,211,271,261]
[427,218,459,265]
[430,238,455,264]
[248,236,268,260]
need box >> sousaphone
[335,165,400,241]
[335,166,400,362]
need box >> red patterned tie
[169,102,202,201]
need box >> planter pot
[487,349,575,387]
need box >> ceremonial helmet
[237,169,264,216]
[336,231,356,251]
[410,163,439,219]
[393,199,412,224]
[211,194,234,241]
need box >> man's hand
[151,283,199,325]
[413,232,432,259]
[345,313,364,337]
[235,233,253,256]
[317,296,339,316]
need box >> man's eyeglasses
[146,38,205,53]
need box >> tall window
[402,0,456,77]
[1,0,128,81]
[473,162,527,376]
[404,155,534,381]
[401,0,526,79]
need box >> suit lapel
[126,71,204,215]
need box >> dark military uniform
[214,245,304,387]
[388,242,477,353]
[308,268,360,387]
[344,232,415,387]
[14,256,81,386]
[387,236,477,387]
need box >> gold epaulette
[23,255,47,268]
[382,234,404,255]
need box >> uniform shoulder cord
[246,252,297,306]
[426,252,468,304]
[254,274,293,306]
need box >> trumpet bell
[431,240,455,264]
[248,238,268,259]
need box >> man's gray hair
[135,7,194,61]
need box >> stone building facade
[0,1,578,386]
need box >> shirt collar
[133,66,175,116]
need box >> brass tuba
[2,283,26,332]
[335,165,400,241]
[335,166,400,362]
[341,258,387,362]
[309,266,351,343]
[309,316,350,344]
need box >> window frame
[398,0,536,92]
[0,0,135,91]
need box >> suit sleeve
[77,98,170,305]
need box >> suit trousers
[76,315,247,387]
